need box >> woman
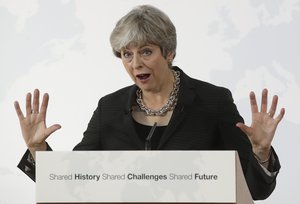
[15,5,285,200]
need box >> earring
[168,59,172,67]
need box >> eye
[141,48,152,56]
[122,51,132,59]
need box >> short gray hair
[110,5,177,59]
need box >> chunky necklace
[136,70,180,116]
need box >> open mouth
[136,74,151,80]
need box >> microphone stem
[145,122,157,150]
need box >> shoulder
[177,67,243,121]
[178,68,233,102]
[96,85,136,110]
[193,79,232,101]
[100,85,134,101]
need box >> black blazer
[18,67,280,200]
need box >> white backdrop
[0,0,299,203]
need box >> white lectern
[36,151,253,204]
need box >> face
[121,43,173,93]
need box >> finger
[275,108,285,124]
[32,89,40,114]
[40,93,49,117]
[43,124,61,140]
[261,88,268,113]
[236,122,252,136]
[14,101,24,120]
[25,92,32,116]
[249,91,258,113]
[268,95,278,118]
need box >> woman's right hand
[14,89,61,159]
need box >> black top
[133,120,167,150]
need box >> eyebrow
[122,43,154,51]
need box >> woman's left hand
[236,89,285,161]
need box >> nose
[131,53,143,69]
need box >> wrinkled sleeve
[17,143,52,182]
[217,88,281,200]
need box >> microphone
[145,122,157,150]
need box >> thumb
[236,122,251,136]
[44,124,61,140]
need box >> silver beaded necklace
[136,70,180,116]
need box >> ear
[166,52,175,61]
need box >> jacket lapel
[158,68,196,149]
[122,85,145,149]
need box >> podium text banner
[36,151,236,203]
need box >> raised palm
[14,89,61,158]
[236,89,285,160]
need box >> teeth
[137,74,150,80]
